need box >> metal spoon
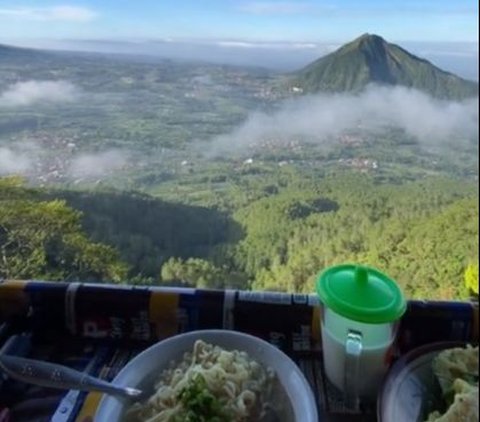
[0,354,145,400]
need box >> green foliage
[465,263,479,295]
[0,179,128,282]
[51,189,239,279]
[160,257,247,289]
[174,374,231,422]
[231,175,478,300]
[1,173,477,300]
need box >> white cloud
[0,147,31,175]
[216,40,318,49]
[238,1,313,15]
[0,142,131,180]
[206,85,478,155]
[0,81,78,108]
[0,5,97,22]
[69,150,128,178]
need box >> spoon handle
[0,354,142,399]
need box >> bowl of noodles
[378,341,479,422]
[94,330,318,422]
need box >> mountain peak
[356,33,384,42]
[341,33,387,55]
[288,33,478,100]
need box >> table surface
[0,280,477,421]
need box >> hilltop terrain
[286,33,478,99]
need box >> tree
[160,257,247,289]
[0,179,128,282]
[465,263,479,296]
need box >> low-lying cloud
[69,150,129,178]
[216,41,318,50]
[0,141,129,182]
[0,84,477,182]
[0,80,78,108]
[0,6,97,22]
[207,85,479,155]
[0,147,31,175]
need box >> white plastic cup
[321,305,398,407]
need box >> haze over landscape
[0,1,478,300]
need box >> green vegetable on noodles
[173,374,232,422]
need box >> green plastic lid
[316,264,406,324]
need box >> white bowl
[378,341,468,422]
[94,329,319,421]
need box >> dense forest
[1,172,477,300]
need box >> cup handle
[344,329,363,410]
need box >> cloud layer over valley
[0,80,78,108]
[0,80,477,183]
[0,146,31,175]
[206,85,479,156]
[68,150,129,178]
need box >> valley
[0,34,478,301]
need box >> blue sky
[0,0,478,43]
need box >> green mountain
[288,33,478,99]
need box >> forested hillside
[0,177,127,282]
[232,175,478,299]
[288,33,478,99]
[52,189,237,279]
[1,174,477,300]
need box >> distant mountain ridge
[1,37,478,100]
[0,43,38,56]
[288,33,478,100]
[0,43,59,64]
